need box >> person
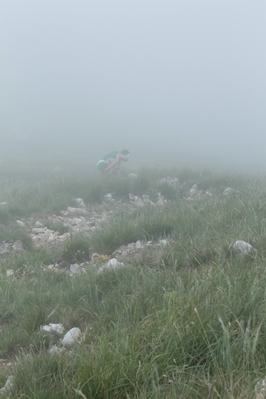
[97,149,130,175]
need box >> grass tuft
[62,235,91,263]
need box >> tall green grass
[1,163,266,397]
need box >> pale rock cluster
[103,193,114,203]
[128,173,138,179]
[0,188,174,257]
[188,184,212,199]
[31,226,71,248]
[40,323,65,335]
[30,206,114,249]
[129,193,167,206]
[40,324,82,354]
[0,240,23,255]
[160,177,179,187]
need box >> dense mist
[1,1,266,170]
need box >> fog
[1,1,266,170]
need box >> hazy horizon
[1,1,266,171]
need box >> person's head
[120,149,130,162]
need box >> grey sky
[1,1,266,169]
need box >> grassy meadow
[0,160,266,398]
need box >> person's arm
[105,157,119,173]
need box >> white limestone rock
[129,193,138,203]
[0,376,14,395]
[98,258,125,273]
[189,184,198,198]
[62,327,81,346]
[75,198,86,208]
[70,263,80,274]
[41,323,65,335]
[232,240,257,257]
[103,193,114,203]
[16,220,25,227]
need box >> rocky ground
[0,182,236,261]
[0,180,262,397]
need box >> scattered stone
[46,264,60,272]
[130,193,164,206]
[41,323,65,335]
[75,198,86,208]
[188,184,212,199]
[62,327,81,346]
[157,193,166,206]
[32,227,45,234]
[223,187,234,196]
[70,263,80,275]
[135,198,145,206]
[142,194,151,203]
[103,193,114,203]
[256,378,266,399]
[12,240,23,252]
[98,258,125,273]
[48,345,65,355]
[16,220,25,227]
[160,177,179,187]
[232,240,257,257]
[159,239,168,246]
[0,243,9,255]
[36,221,44,227]
[6,269,14,277]
[126,240,142,250]
[223,187,239,197]
[67,207,87,215]
[0,376,14,396]
[129,193,139,203]
[205,189,212,197]
[128,173,138,178]
[41,325,56,333]
[189,184,198,198]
